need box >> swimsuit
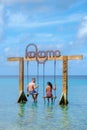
[29,90,38,95]
[46,91,52,98]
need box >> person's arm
[52,84,56,90]
[34,84,38,89]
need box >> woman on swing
[46,82,56,102]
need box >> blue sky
[0,0,87,75]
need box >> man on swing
[27,78,38,102]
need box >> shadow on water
[17,102,38,129]
[59,105,70,130]
[18,103,26,117]
[45,102,54,111]
[18,101,38,117]
[43,101,55,121]
[17,101,70,130]
[44,99,55,110]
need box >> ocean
[0,75,87,130]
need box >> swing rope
[37,62,39,92]
[43,63,45,97]
[26,61,30,97]
[54,59,56,97]
[27,61,29,85]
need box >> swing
[26,61,39,101]
[43,60,57,102]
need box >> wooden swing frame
[8,44,83,105]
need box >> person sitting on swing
[46,82,56,102]
[27,78,38,102]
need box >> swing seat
[43,96,57,99]
[27,92,39,97]
[43,96,57,102]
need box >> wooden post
[59,56,68,105]
[17,57,27,103]
[19,57,24,92]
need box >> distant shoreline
[0,75,87,77]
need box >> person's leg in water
[34,90,38,102]
[51,97,53,102]
[47,98,49,102]
[32,94,36,102]
[32,93,38,102]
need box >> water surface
[0,76,87,130]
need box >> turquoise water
[0,76,87,130]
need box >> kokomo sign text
[25,43,61,64]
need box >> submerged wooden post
[17,57,27,103]
[59,56,68,105]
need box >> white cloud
[77,16,87,39]
[4,47,10,52]
[37,42,64,52]
[7,12,28,27]
[4,46,21,57]
[7,10,82,28]
[0,4,5,20]
[0,5,4,41]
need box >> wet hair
[47,82,52,88]
[32,78,36,82]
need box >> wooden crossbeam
[8,55,83,61]
[8,57,22,61]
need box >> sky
[0,0,87,76]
